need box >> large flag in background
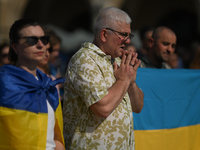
[133,68,200,150]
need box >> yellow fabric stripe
[55,99,65,146]
[134,124,200,150]
[0,106,48,150]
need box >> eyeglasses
[18,36,50,46]
[105,28,134,41]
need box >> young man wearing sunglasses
[63,7,144,150]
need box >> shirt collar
[82,42,114,64]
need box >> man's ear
[149,37,154,48]
[100,29,107,42]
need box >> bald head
[152,26,176,41]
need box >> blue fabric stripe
[133,68,200,130]
[0,65,65,113]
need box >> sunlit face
[49,43,60,62]
[0,46,10,65]
[152,29,176,62]
[37,43,51,67]
[105,22,131,58]
[143,30,153,49]
[13,25,46,65]
[167,53,179,68]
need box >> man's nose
[167,45,173,52]
[124,37,131,44]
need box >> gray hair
[94,7,132,36]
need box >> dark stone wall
[23,0,93,32]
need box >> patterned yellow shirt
[63,42,135,150]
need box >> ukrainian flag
[133,68,200,150]
[0,65,65,150]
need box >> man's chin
[111,54,121,58]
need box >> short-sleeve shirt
[63,42,134,150]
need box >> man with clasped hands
[63,7,144,150]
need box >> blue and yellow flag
[133,68,200,150]
[0,65,65,150]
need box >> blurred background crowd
[1,0,200,76]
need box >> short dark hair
[43,28,61,47]
[139,26,154,40]
[0,41,9,54]
[8,19,42,64]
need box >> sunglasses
[47,47,53,53]
[1,54,8,58]
[18,36,50,46]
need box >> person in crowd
[189,46,200,69]
[139,26,177,68]
[44,28,64,101]
[167,52,180,69]
[0,19,65,150]
[137,26,153,59]
[63,7,144,150]
[0,42,11,67]
[125,43,137,53]
[37,42,51,74]
[44,28,62,78]
[37,40,61,100]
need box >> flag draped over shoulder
[0,65,65,150]
[133,68,200,150]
